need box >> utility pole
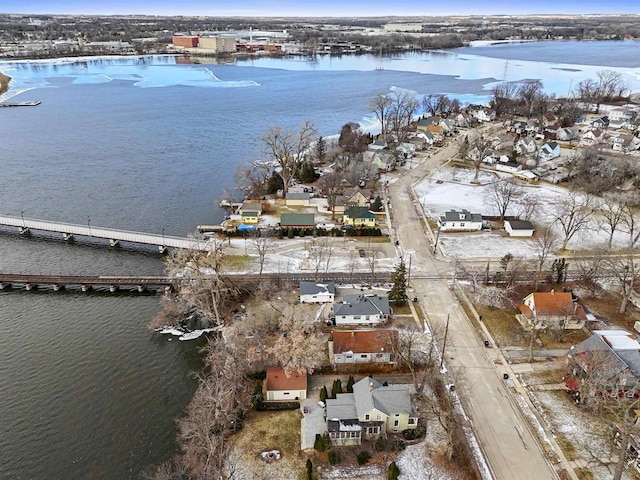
[433,228,440,255]
[407,254,412,288]
[439,314,450,370]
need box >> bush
[328,450,341,465]
[306,459,313,480]
[314,434,325,452]
[402,422,426,440]
[357,450,371,465]
[375,437,406,452]
[256,401,300,411]
[388,461,400,480]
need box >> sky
[1,0,639,17]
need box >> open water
[0,40,638,479]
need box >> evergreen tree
[306,459,314,479]
[267,170,284,194]
[372,195,384,212]
[295,161,319,183]
[346,375,355,393]
[388,260,408,306]
[315,136,326,164]
[319,385,328,402]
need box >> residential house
[592,116,610,129]
[566,330,640,401]
[556,126,579,142]
[238,200,263,224]
[368,139,388,151]
[495,160,522,174]
[544,112,558,127]
[265,366,307,401]
[344,189,372,208]
[285,192,312,206]
[416,116,441,132]
[612,134,640,153]
[367,151,396,172]
[438,209,483,231]
[454,112,472,128]
[332,294,390,325]
[504,219,535,236]
[609,108,635,123]
[330,329,398,364]
[470,108,495,123]
[515,137,537,155]
[580,129,604,147]
[343,206,376,228]
[325,376,418,446]
[441,119,456,136]
[514,170,538,183]
[299,280,336,303]
[426,125,445,142]
[280,213,316,229]
[538,141,561,161]
[517,291,587,330]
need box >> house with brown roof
[517,290,587,330]
[265,366,307,401]
[330,330,398,364]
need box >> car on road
[358,249,366,257]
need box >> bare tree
[620,201,640,249]
[598,196,626,249]
[307,237,333,280]
[388,90,419,142]
[460,128,493,183]
[234,163,269,199]
[515,194,539,222]
[365,248,382,275]
[484,179,523,220]
[517,80,546,118]
[261,120,317,195]
[490,81,519,118]
[250,235,273,277]
[532,226,558,291]
[369,93,393,141]
[386,325,435,393]
[605,252,638,313]
[267,305,327,375]
[177,338,253,480]
[422,94,451,116]
[574,255,605,294]
[550,191,596,250]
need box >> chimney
[369,382,374,392]
[550,289,555,295]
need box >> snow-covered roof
[596,330,640,351]
[300,280,336,296]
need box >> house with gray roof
[566,330,640,401]
[326,376,418,446]
[299,280,336,303]
[280,213,315,229]
[332,294,390,325]
[437,209,483,232]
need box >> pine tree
[372,195,383,212]
[315,136,326,164]
[319,385,328,402]
[346,375,355,393]
[388,461,400,480]
[388,260,408,306]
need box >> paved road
[388,143,559,480]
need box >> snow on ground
[396,443,455,480]
[416,165,631,259]
[531,390,630,480]
[319,465,382,479]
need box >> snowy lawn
[416,165,632,260]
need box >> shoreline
[0,71,10,95]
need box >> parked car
[358,249,366,257]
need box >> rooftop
[266,366,307,391]
[332,329,397,354]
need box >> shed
[265,367,307,401]
[505,219,535,237]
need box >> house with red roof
[516,290,589,330]
[329,330,398,364]
[265,366,307,401]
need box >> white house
[515,137,537,155]
[332,294,390,325]
[471,108,495,123]
[495,161,522,174]
[299,280,336,303]
[505,219,535,237]
[438,209,483,231]
[556,126,579,142]
[580,129,604,146]
[330,330,398,364]
[612,134,640,153]
[265,367,307,401]
[609,108,634,123]
[538,141,561,161]
[514,170,538,183]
